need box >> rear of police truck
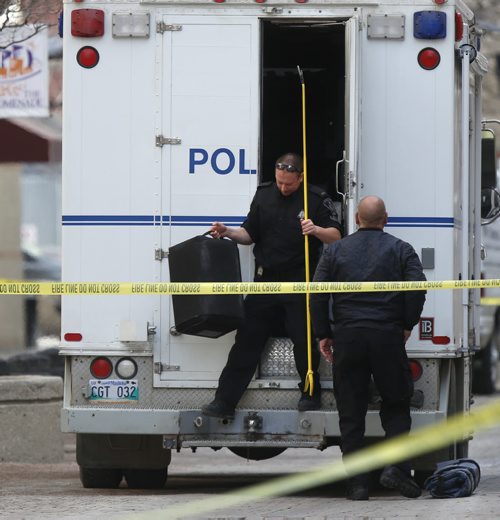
[61,0,486,487]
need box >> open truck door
[342,15,360,234]
[157,17,259,385]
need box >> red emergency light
[71,9,104,37]
[76,46,100,69]
[417,47,441,70]
[433,0,447,4]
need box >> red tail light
[409,360,423,381]
[90,357,113,379]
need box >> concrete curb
[0,375,64,463]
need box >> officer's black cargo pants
[332,327,413,483]
[215,293,320,408]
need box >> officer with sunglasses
[201,152,342,419]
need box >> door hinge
[155,248,168,261]
[262,6,283,14]
[147,323,157,336]
[347,170,357,199]
[156,135,181,147]
[154,362,180,374]
[156,22,182,34]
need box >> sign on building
[0,26,49,118]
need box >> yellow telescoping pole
[297,66,314,397]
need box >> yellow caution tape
[127,399,500,519]
[480,297,500,306]
[0,278,499,296]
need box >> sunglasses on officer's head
[275,162,301,173]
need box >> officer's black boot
[379,465,421,498]
[201,398,235,420]
[297,378,322,411]
[346,475,370,500]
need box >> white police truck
[61,0,493,488]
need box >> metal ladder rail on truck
[60,0,494,489]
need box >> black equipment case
[168,235,244,338]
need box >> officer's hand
[319,338,334,364]
[301,218,317,236]
[210,222,228,238]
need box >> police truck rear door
[156,16,259,386]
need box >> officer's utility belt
[255,266,305,283]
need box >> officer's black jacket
[311,228,426,337]
[242,182,342,279]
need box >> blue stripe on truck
[62,215,454,227]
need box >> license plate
[88,379,139,401]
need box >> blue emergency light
[414,11,447,40]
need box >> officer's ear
[355,212,360,226]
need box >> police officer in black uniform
[201,152,342,419]
[311,195,426,501]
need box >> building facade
[469,0,500,154]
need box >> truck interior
[260,19,347,203]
